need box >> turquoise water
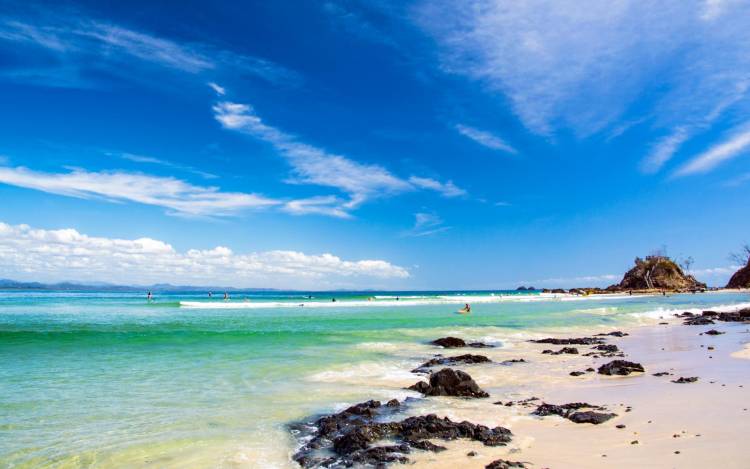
[1,290,748,468]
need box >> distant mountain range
[0,279,278,292]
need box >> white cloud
[0,166,279,217]
[0,221,409,288]
[415,0,750,153]
[282,195,352,219]
[208,82,226,95]
[213,100,466,213]
[408,176,466,197]
[455,124,517,154]
[641,127,690,173]
[674,125,750,176]
[403,212,450,237]
[0,16,299,87]
[117,152,217,179]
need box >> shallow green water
[1,290,748,468]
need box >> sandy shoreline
[294,303,750,468]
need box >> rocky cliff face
[726,260,750,288]
[611,256,706,291]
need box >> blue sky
[0,0,749,289]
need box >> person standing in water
[223,292,229,301]
[147,291,153,302]
[208,291,213,298]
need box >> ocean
[1,289,748,468]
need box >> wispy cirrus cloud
[0,221,409,288]
[674,125,750,177]
[641,127,690,173]
[116,152,218,179]
[455,124,517,154]
[0,14,299,88]
[212,99,466,214]
[0,165,279,217]
[414,0,750,174]
[402,212,450,237]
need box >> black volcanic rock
[703,329,724,335]
[412,354,491,373]
[292,400,512,468]
[533,402,616,425]
[597,360,645,376]
[408,368,490,398]
[431,337,466,348]
[486,459,528,468]
[531,337,604,345]
[672,376,698,383]
[542,347,579,355]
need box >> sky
[0,0,749,289]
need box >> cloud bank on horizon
[0,221,409,288]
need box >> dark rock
[412,354,491,373]
[653,372,672,377]
[570,371,586,376]
[704,329,724,335]
[500,358,526,365]
[585,367,596,372]
[533,402,615,425]
[408,368,490,398]
[542,347,579,355]
[616,424,626,429]
[671,376,698,383]
[468,342,496,348]
[467,451,478,457]
[486,459,527,468]
[715,309,750,322]
[594,344,619,353]
[431,337,466,348]
[408,439,447,452]
[568,411,617,424]
[531,337,604,345]
[727,259,750,288]
[684,316,714,325]
[598,360,645,376]
[292,400,512,468]
[702,310,719,317]
[595,331,629,337]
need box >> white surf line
[179,293,649,309]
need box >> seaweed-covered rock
[412,354,491,374]
[597,360,645,376]
[409,368,489,398]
